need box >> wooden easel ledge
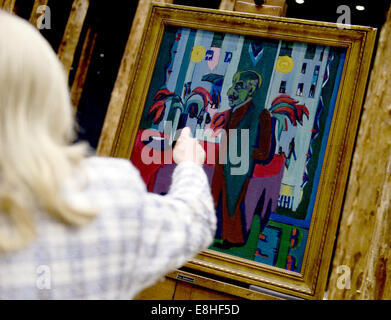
[220,0,287,17]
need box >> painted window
[305,44,316,60]
[301,62,307,74]
[279,41,294,57]
[296,83,304,96]
[279,80,287,93]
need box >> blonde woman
[0,11,216,299]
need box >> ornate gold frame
[103,3,376,299]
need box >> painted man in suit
[212,70,308,249]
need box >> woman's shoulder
[80,156,142,186]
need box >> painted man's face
[227,71,261,108]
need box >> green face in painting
[227,71,262,108]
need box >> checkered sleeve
[130,161,216,295]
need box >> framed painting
[106,4,376,299]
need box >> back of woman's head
[0,11,95,252]
[0,10,74,146]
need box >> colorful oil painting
[130,26,346,273]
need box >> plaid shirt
[0,157,216,299]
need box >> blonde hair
[0,11,96,252]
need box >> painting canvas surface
[130,26,346,273]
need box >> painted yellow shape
[191,45,206,63]
[280,184,294,196]
[276,56,294,74]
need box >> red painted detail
[252,154,285,178]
